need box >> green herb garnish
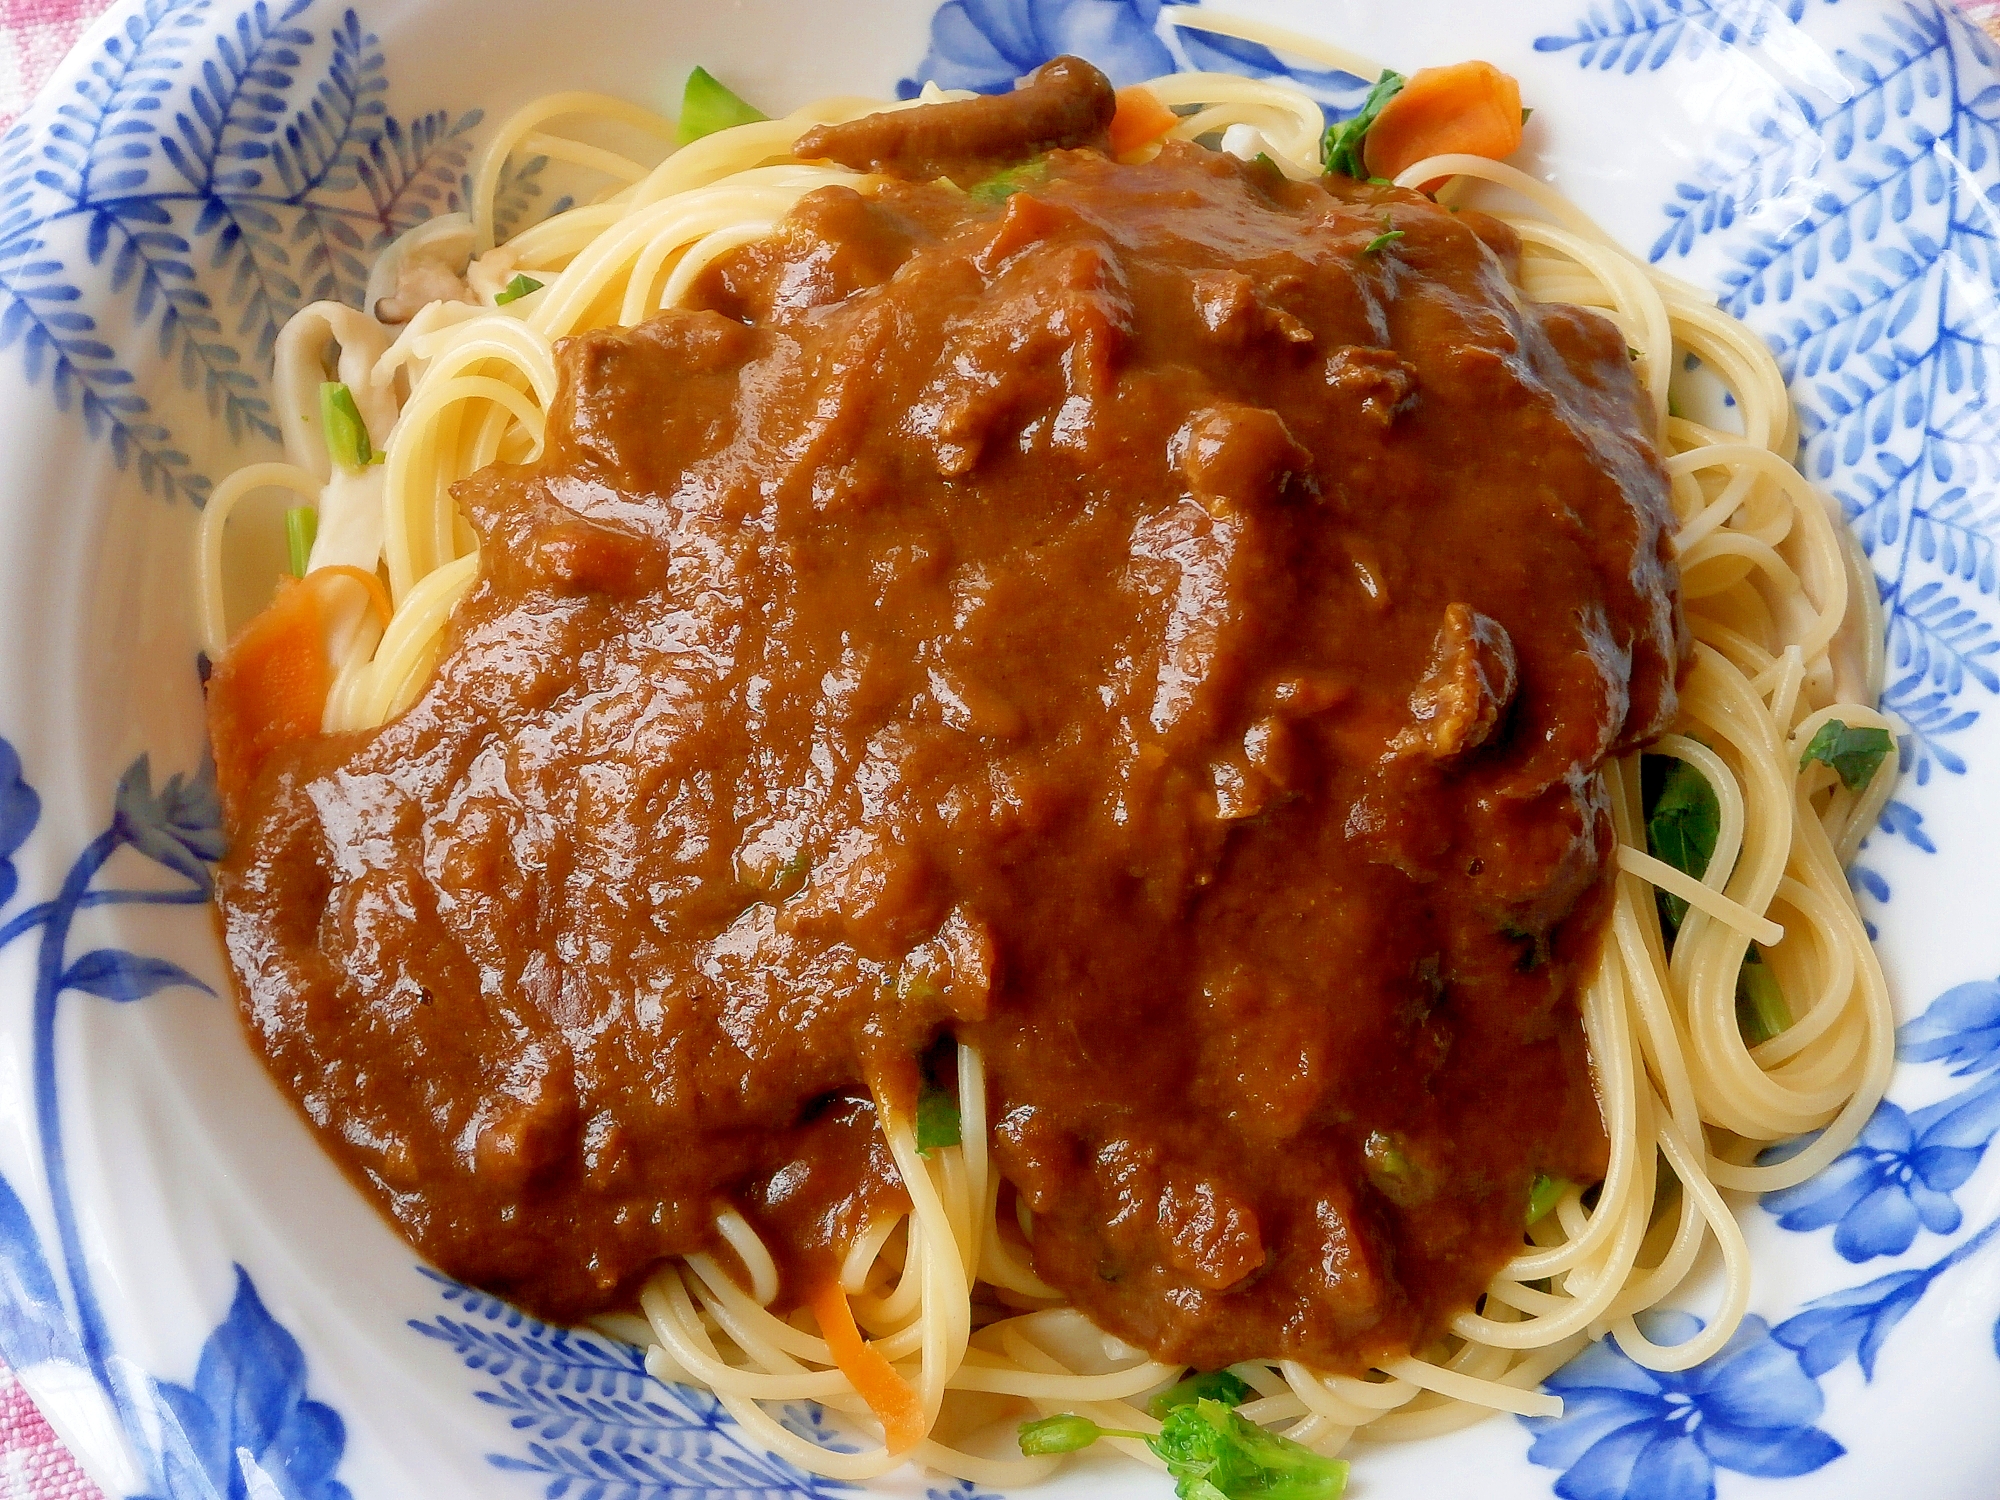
[1150,1370,1253,1419]
[1322,68,1405,178]
[319,381,372,470]
[676,65,768,146]
[1736,953,1791,1046]
[915,1082,961,1154]
[494,273,544,306]
[1362,1129,1434,1206]
[1020,1400,1347,1499]
[1018,1413,1146,1456]
[1153,1399,1349,1500]
[1799,719,1895,793]
[285,505,317,579]
[1526,1172,1568,1226]
[1645,756,1721,942]
[1362,229,1404,255]
[968,154,1050,205]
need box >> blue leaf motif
[0,1169,80,1370]
[0,736,40,911]
[1874,797,1935,853]
[1908,1071,2000,1155]
[0,0,484,501]
[142,1266,352,1500]
[1773,1263,1935,1379]
[1534,0,1809,74]
[114,753,224,889]
[61,948,212,1002]
[1898,976,2000,1075]
[1613,1,2000,795]
[409,1270,852,1497]
[927,1482,1003,1500]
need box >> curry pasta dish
[195,19,1895,1497]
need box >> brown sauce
[212,59,1682,1374]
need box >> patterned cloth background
[0,0,1995,1495]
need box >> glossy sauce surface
[214,69,1681,1373]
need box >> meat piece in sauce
[213,58,1682,1374]
[1391,603,1519,760]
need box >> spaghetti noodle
[195,26,1894,1490]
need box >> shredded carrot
[307,563,394,628]
[1362,60,1524,185]
[808,1279,925,1455]
[205,577,332,828]
[1108,84,1178,157]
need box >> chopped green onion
[1362,1129,1435,1207]
[1362,229,1404,255]
[1020,1400,1348,1498]
[1799,719,1895,792]
[285,506,318,579]
[677,65,768,146]
[1322,69,1405,178]
[319,381,372,470]
[968,154,1050,205]
[915,1082,961,1154]
[1522,107,1535,124]
[494,273,544,306]
[1644,756,1721,943]
[1526,1172,1568,1226]
[1018,1413,1145,1456]
[1736,954,1791,1046]
[1153,1399,1349,1500]
[1150,1370,1253,1419]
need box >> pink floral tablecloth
[0,0,1997,1495]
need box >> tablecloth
[2,0,1998,1494]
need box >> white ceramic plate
[0,1,1996,1496]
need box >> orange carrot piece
[1108,84,1178,157]
[808,1280,925,1455]
[1362,61,1523,184]
[206,577,332,828]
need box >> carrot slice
[1362,60,1523,184]
[808,1279,925,1455]
[206,577,332,828]
[1108,84,1178,157]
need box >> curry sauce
[213,63,1681,1374]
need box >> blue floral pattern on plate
[0,0,480,503]
[0,738,353,1499]
[408,1270,851,1498]
[1525,1312,1843,1500]
[899,0,1373,114]
[1575,0,2000,813]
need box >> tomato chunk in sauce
[214,59,1681,1374]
